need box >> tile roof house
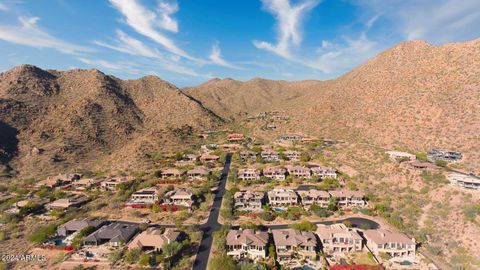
[199,154,220,163]
[279,134,304,142]
[404,161,442,173]
[163,188,194,208]
[328,190,366,208]
[267,189,299,209]
[284,150,301,162]
[237,168,261,181]
[272,229,317,260]
[57,218,106,237]
[385,151,416,162]
[363,229,416,257]
[35,173,82,188]
[285,165,311,178]
[186,167,209,180]
[228,133,245,142]
[448,172,480,190]
[297,189,331,208]
[46,194,89,210]
[101,177,135,191]
[84,222,139,247]
[161,168,183,179]
[260,150,279,162]
[310,166,337,179]
[72,178,102,191]
[226,229,269,261]
[126,187,161,206]
[263,166,287,180]
[316,224,363,253]
[234,191,264,212]
[239,151,257,162]
[128,228,180,252]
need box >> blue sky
[0,0,479,87]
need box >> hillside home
[279,134,304,142]
[267,189,299,208]
[404,161,442,173]
[128,228,180,252]
[226,229,269,261]
[316,224,363,253]
[199,154,220,163]
[285,165,311,178]
[310,166,337,179]
[228,133,245,142]
[35,173,82,188]
[84,222,139,247]
[385,151,416,162]
[263,166,287,180]
[182,154,198,162]
[234,190,264,212]
[328,190,366,208]
[272,229,317,261]
[427,148,462,162]
[261,150,279,162]
[46,194,89,210]
[297,189,330,208]
[239,151,257,162]
[237,168,261,181]
[163,188,194,208]
[101,177,134,191]
[161,168,183,179]
[126,187,161,206]
[284,150,301,161]
[363,229,416,258]
[448,172,480,190]
[73,178,102,191]
[57,218,106,237]
[186,167,209,180]
[266,124,277,130]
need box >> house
[221,144,242,151]
[261,150,279,162]
[72,178,102,191]
[163,188,194,208]
[186,167,209,180]
[448,172,480,190]
[226,229,269,260]
[101,177,134,191]
[385,151,416,162]
[316,224,363,253]
[279,134,303,142]
[161,168,183,179]
[297,189,330,208]
[363,229,416,258]
[328,190,366,208]
[57,218,106,237]
[46,194,89,210]
[284,150,301,161]
[267,189,299,208]
[263,167,287,180]
[234,191,264,212]
[427,148,462,162]
[228,133,245,142]
[35,173,82,188]
[310,166,337,179]
[5,200,30,214]
[237,168,261,181]
[128,228,180,252]
[285,165,311,178]
[84,222,139,247]
[126,187,161,206]
[199,154,220,163]
[182,154,198,162]
[239,151,257,162]
[272,229,317,260]
[404,161,442,173]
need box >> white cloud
[0,16,90,54]
[0,2,9,11]
[253,0,319,59]
[94,30,164,59]
[354,0,480,44]
[157,1,179,32]
[77,57,139,74]
[208,43,241,70]
[109,0,197,61]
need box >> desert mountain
[184,39,480,173]
[0,65,222,177]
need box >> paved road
[192,153,232,270]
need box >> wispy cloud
[0,15,90,54]
[77,57,139,74]
[0,2,9,11]
[208,43,242,70]
[253,0,319,59]
[354,0,480,44]
[109,0,197,61]
[94,30,165,59]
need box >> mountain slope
[0,65,222,177]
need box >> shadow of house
[0,120,19,164]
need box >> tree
[268,244,276,259]
[124,248,141,264]
[300,153,311,162]
[260,211,275,221]
[108,249,123,263]
[162,241,183,269]
[28,224,56,244]
[289,221,317,231]
[310,204,331,218]
[208,253,236,270]
[327,197,339,212]
[435,160,448,168]
[342,220,352,228]
[138,253,151,266]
